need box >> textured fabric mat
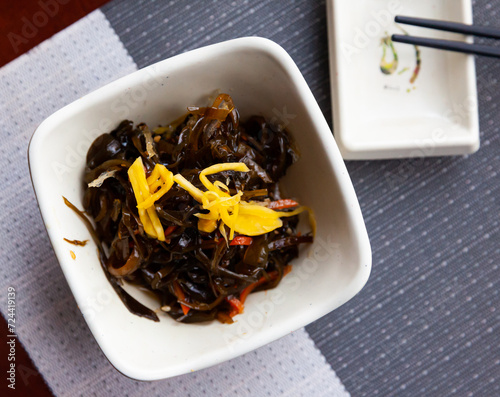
[101,0,499,396]
[0,9,348,397]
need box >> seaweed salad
[70,93,314,324]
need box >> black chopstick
[395,16,500,40]
[391,34,500,58]
[393,15,500,59]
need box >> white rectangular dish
[327,0,480,160]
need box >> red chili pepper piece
[268,199,299,210]
[230,236,253,246]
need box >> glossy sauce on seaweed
[71,94,313,323]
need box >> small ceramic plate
[327,0,480,159]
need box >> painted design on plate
[380,26,421,90]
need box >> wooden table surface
[1,316,54,396]
[0,0,108,67]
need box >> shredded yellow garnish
[128,159,311,242]
[128,157,174,241]
[174,162,309,240]
[172,174,204,202]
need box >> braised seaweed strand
[74,93,313,324]
[63,197,160,321]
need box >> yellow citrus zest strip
[173,162,312,237]
[129,159,314,240]
[199,163,249,195]
[172,174,204,202]
[128,157,175,241]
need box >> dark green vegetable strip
[63,197,160,322]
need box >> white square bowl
[28,37,371,380]
[327,0,480,159]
